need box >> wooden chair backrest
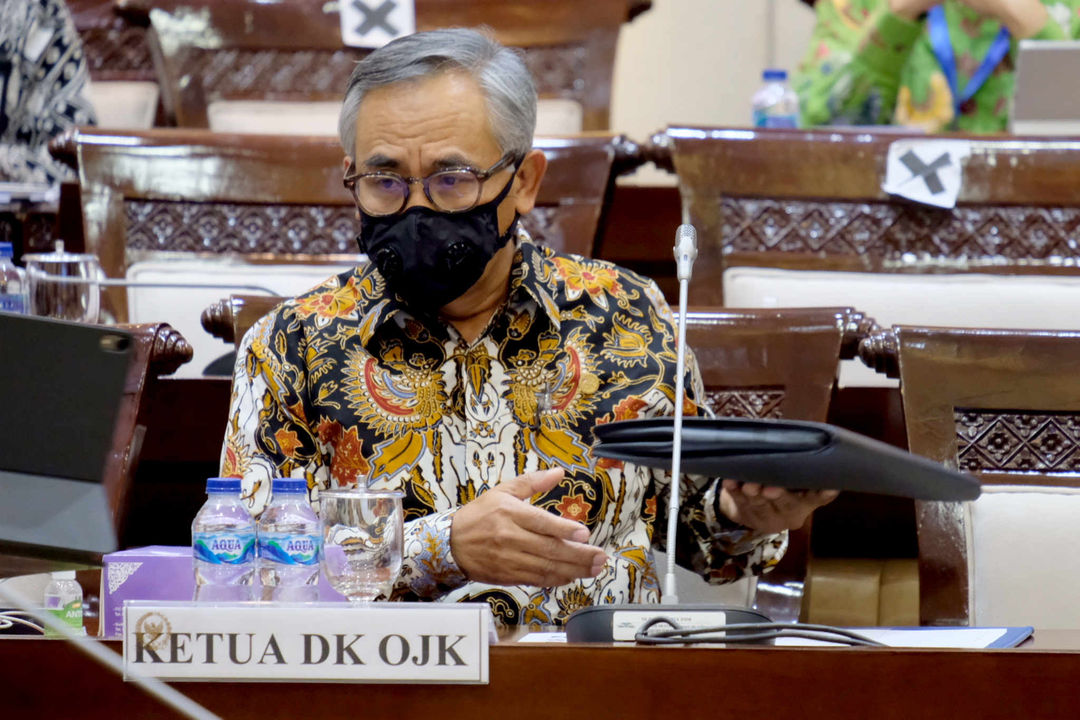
[655,126,1080,305]
[69,0,156,83]
[127,0,647,130]
[859,325,1080,625]
[59,126,637,322]
[681,306,878,622]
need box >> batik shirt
[222,232,784,627]
[0,0,96,184]
[795,0,1080,133]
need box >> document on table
[775,627,1033,648]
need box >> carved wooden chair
[668,306,878,622]
[68,0,161,128]
[57,127,643,372]
[649,127,1080,387]
[859,325,1080,627]
[0,322,191,577]
[122,0,649,133]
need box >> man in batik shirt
[222,28,837,626]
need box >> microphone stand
[663,224,697,605]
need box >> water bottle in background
[257,478,321,602]
[43,571,84,636]
[752,69,800,129]
[0,242,27,314]
[192,477,256,602]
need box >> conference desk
[5,630,1080,718]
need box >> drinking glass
[320,488,404,604]
[23,243,102,323]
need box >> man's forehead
[352,71,500,164]
[359,150,477,170]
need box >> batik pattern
[0,0,96,184]
[223,232,785,626]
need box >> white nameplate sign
[123,601,491,683]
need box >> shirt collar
[350,225,562,351]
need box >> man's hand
[719,479,839,536]
[450,468,608,587]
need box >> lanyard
[927,4,1012,111]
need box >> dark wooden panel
[6,636,1080,719]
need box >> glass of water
[319,488,404,604]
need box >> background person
[794,0,1080,132]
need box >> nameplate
[122,601,491,683]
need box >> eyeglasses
[343,154,519,216]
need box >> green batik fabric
[222,229,785,627]
[795,0,1080,133]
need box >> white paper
[339,0,416,49]
[516,632,567,643]
[881,139,972,209]
[774,627,1009,648]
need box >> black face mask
[356,173,518,313]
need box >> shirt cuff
[855,8,923,78]
[399,509,468,598]
[705,479,773,557]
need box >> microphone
[664,224,697,604]
[566,223,769,641]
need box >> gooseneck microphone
[663,224,698,604]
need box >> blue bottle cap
[206,477,242,493]
[762,68,788,81]
[271,477,308,494]
[0,242,13,258]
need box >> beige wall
[612,0,817,183]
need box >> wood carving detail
[519,208,564,251]
[705,387,785,419]
[722,198,1080,263]
[176,48,361,98]
[176,44,589,101]
[522,45,588,98]
[80,26,155,80]
[955,409,1080,473]
[124,199,359,254]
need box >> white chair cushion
[652,549,756,606]
[723,268,1080,387]
[208,97,583,139]
[969,485,1080,628]
[207,101,342,136]
[125,258,362,378]
[84,80,160,129]
[535,98,584,135]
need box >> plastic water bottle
[0,242,27,314]
[192,477,256,602]
[752,69,800,129]
[257,478,321,602]
[43,571,84,636]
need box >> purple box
[100,545,346,638]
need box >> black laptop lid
[0,313,133,558]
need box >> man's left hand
[718,479,839,535]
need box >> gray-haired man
[222,28,835,626]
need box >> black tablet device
[593,416,980,501]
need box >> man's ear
[511,149,547,215]
[343,156,353,174]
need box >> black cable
[633,617,887,647]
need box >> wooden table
[5,631,1080,719]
